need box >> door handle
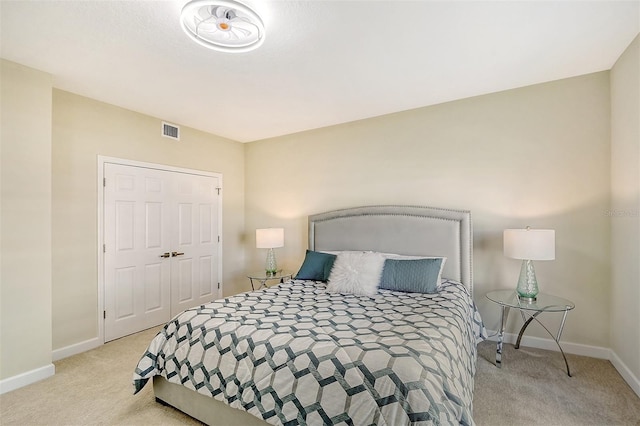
[159,252,171,258]
[171,251,184,257]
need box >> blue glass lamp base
[265,248,277,274]
[516,259,539,302]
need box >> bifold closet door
[170,172,220,316]
[104,164,220,342]
[104,164,172,342]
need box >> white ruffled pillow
[327,251,385,296]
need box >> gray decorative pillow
[380,258,445,293]
[327,251,385,296]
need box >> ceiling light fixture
[180,0,265,53]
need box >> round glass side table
[247,270,293,291]
[486,290,575,376]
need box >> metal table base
[497,304,572,377]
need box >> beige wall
[610,34,640,380]
[0,60,53,379]
[246,72,612,348]
[52,90,246,350]
[0,49,631,387]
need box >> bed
[133,205,485,425]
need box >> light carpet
[1,327,639,425]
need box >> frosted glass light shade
[256,228,284,249]
[503,228,555,260]
[180,0,265,53]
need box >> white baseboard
[609,349,640,398]
[0,363,55,395]
[0,338,102,395]
[485,329,611,359]
[485,329,639,397]
[52,337,101,361]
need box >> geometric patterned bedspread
[133,279,486,425]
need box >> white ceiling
[1,1,638,142]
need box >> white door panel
[170,173,219,315]
[105,164,172,341]
[104,164,221,342]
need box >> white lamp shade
[504,228,555,260]
[256,228,284,249]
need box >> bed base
[153,376,268,425]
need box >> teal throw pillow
[295,250,337,282]
[380,258,444,293]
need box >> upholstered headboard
[308,205,473,293]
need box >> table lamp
[256,228,284,274]
[503,227,555,301]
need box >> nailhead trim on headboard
[308,205,473,294]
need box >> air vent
[162,122,180,140]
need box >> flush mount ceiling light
[180,0,265,53]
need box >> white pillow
[327,251,385,296]
[379,252,446,261]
